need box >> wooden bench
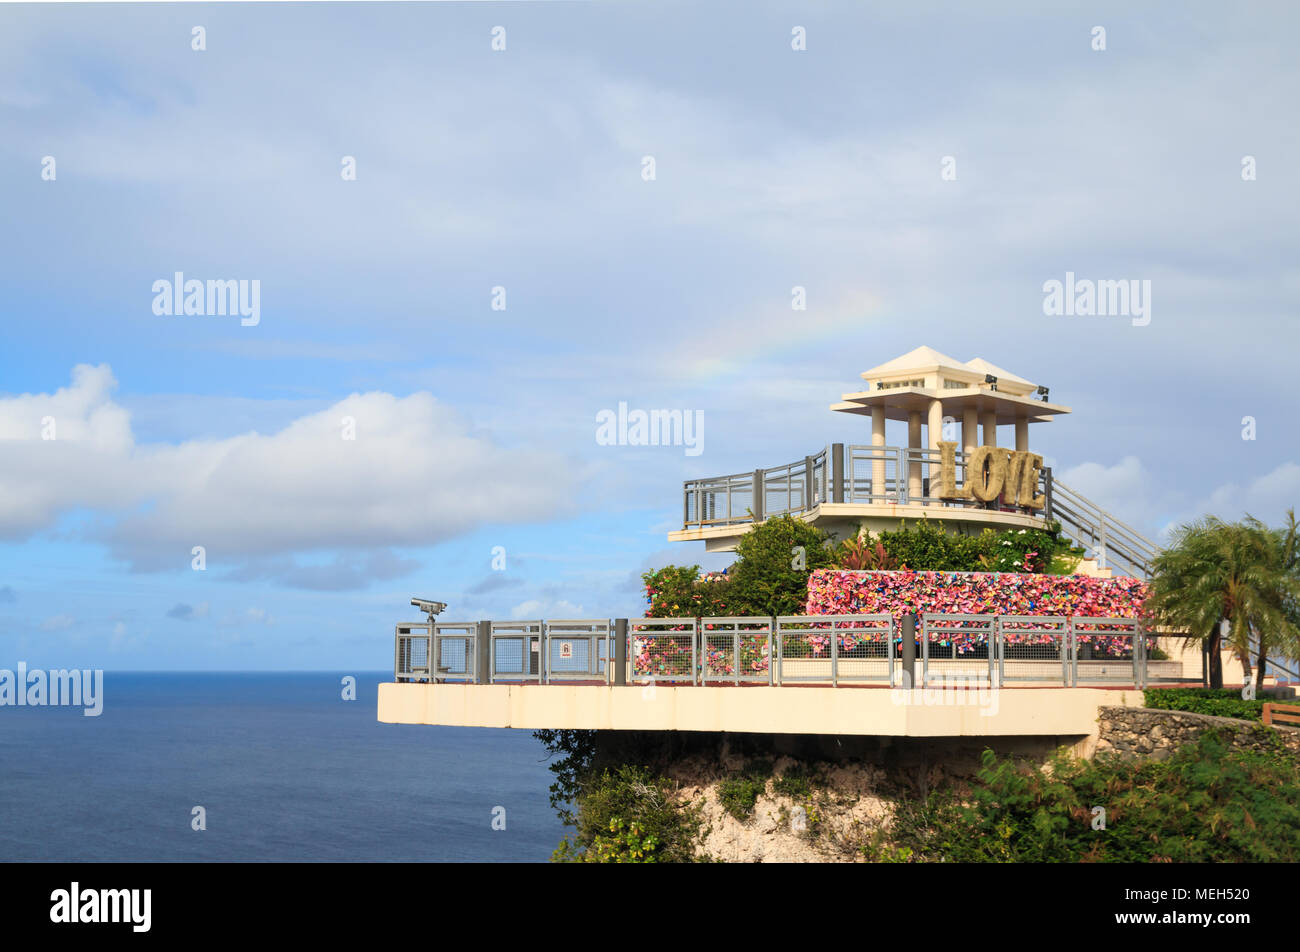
[1262,702,1300,727]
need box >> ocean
[0,672,566,862]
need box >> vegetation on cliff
[538,728,1300,863]
[871,730,1300,863]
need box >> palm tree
[1145,515,1300,689]
[1257,508,1300,689]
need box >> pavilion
[667,346,1156,580]
[829,345,1071,502]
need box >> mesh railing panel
[629,618,699,684]
[997,615,1069,683]
[700,617,772,684]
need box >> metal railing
[683,469,759,528]
[490,620,543,683]
[680,444,1165,581]
[395,623,431,681]
[396,613,1154,687]
[700,617,773,684]
[434,621,476,682]
[997,615,1069,683]
[1070,617,1145,686]
[545,619,611,683]
[922,614,996,685]
[776,614,895,686]
[684,443,1053,529]
[1051,479,1159,578]
[630,618,698,683]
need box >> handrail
[1051,498,1155,563]
[1246,630,1300,683]
[1053,481,1157,550]
[1051,479,1160,578]
[396,612,1166,687]
[678,445,1166,581]
[681,442,1052,529]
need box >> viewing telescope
[410,598,448,621]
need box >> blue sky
[1,1,1297,669]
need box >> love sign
[935,441,1045,509]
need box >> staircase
[1051,479,1160,580]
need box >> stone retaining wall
[1096,705,1300,759]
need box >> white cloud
[510,598,586,620]
[1163,462,1300,535]
[1058,456,1149,502]
[0,365,579,580]
[1058,457,1300,543]
[1055,456,1171,535]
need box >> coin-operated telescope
[410,598,448,625]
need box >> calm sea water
[0,672,565,862]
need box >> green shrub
[533,729,597,827]
[645,518,1079,623]
[584,817,662,863]
[553,764,702,863]
[772,764,814,800]
[1144,687,1267,721]
[872,519,1072,574]
[644,515,835,618]
[878,519,958,571]
[728,516,836,616]
[870,731,1300,862]
[643,564,734,618]
[717,759,773,820]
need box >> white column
[871,406,886,500]
[962,407,978,456]
[926,399,943,506]
[981,410,997,447]
[1015,416,1029,451]
[927,399,944,449]
[907,411,922,502]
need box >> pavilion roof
[859,345,972,380]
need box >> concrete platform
[377,682,1142,738]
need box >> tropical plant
[1145,514,1300,689]
[533,729,597,827]
[1267,508,1300,686]
[834,535,897,570]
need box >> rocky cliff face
[585,729,1077,862]
[580,712,1300,862]
[666,754,898,862]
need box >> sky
[0,1,1297,670]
